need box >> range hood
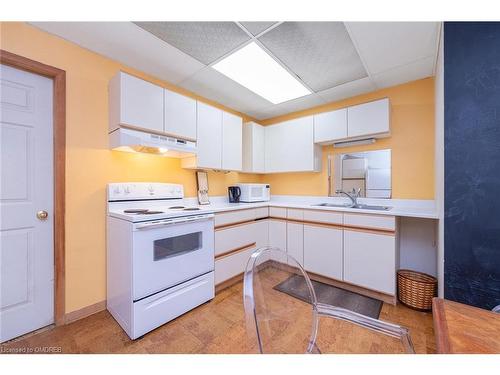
[109,127,196,158]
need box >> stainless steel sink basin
[313,203,392,211]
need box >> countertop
[188,195,438,220]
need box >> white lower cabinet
[286,222,304,266]
[268,219,287,263]
[303,224,343,280]
[343,229,396,295]
[214,219,268,285]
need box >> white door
[0,64,54,343]
[303,224,343,280]
[221,111,242,171]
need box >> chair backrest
[243,247,319,353]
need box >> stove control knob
[113,186,121,195]
[148,185,154,195]
[124,186,130,194]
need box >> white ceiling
[30,22,440,120]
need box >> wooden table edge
[432,297,452,353]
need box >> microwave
[236,183,270,202]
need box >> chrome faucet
[335,188,361,207]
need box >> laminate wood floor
[1,268,435,354]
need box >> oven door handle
[134,214,214,230]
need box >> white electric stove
[107,182,215,340]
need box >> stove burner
[124,209,164,215]
[183,207,201,211]
[139,210,164,215]
[124,209,148,213]
[168,206,185,209]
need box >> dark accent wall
[444,22,500,309]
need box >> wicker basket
[397,269,437,311]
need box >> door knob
[37,210,49,220]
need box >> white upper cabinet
[265,116,321,173]
[314,108,348,144]
[347,98,390,138]
[183,102,222,169]
[164,89,197,140]
[222,111,243,171]
[242,122,266,173]
[181,102,242,171]
[109,72,164,133]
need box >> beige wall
[260,78,435,199]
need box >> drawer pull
[215,242,256,261]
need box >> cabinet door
[343,229,396,294]
[114,72,164,133]
[265,116,315,172]
[164,89,197,140]
[222,111,242,171]
[314,108,347,143]
[303,225,343,280]
[347,98,390,138]
[287,222,304,266]
[196,102,222,169]
[253,123,266,172]
[268,219,287,263]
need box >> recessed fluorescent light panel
[212,42,311,104]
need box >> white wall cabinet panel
[314,108,348,144]
[304,225,343,280]
[182,102,222,169]
[242,122,265,173]
[164,89,197,140]
[265,116,321,173]
[287,222,304,266]
[343,229,396,295]
[268,219,287,262]
[109,72,164,133]
[347,98,390,138]
[222,111,243,171]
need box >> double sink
[313,202,392,211]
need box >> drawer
[254,206,269,219]
[215,209,256,227]
[343,213,395,231]
[303,209,343,225]
[269,206,287,218]
[215,222,258,256]
[215,245,256,285]
[287,208,304,220]
[133,272,214,339]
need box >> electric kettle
[228,186,241,203]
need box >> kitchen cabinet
[347,98,390,139]
[268,219,287,262]
[287,222,304,266]
[182,102,242,171]
[265,116,321,173]
[164,89,197,140]
[242,122,266,173]
[313,108,348,144]
[109,71,164,133]
[343,229,396,295]
[304,224,343,280]
[222,112,243,171]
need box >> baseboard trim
[64,300,106,324]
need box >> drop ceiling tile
[250,93,327,120]
[371,56,435,89]
[30,22,205,84]
[258,22,368,92]
[346,22,439,75]
[239,22,278,36]
[317,77,376,103]
[134,22,251,65]
[179,67,272,114]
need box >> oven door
[132,214,214,301]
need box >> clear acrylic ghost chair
[243,247,415,354]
